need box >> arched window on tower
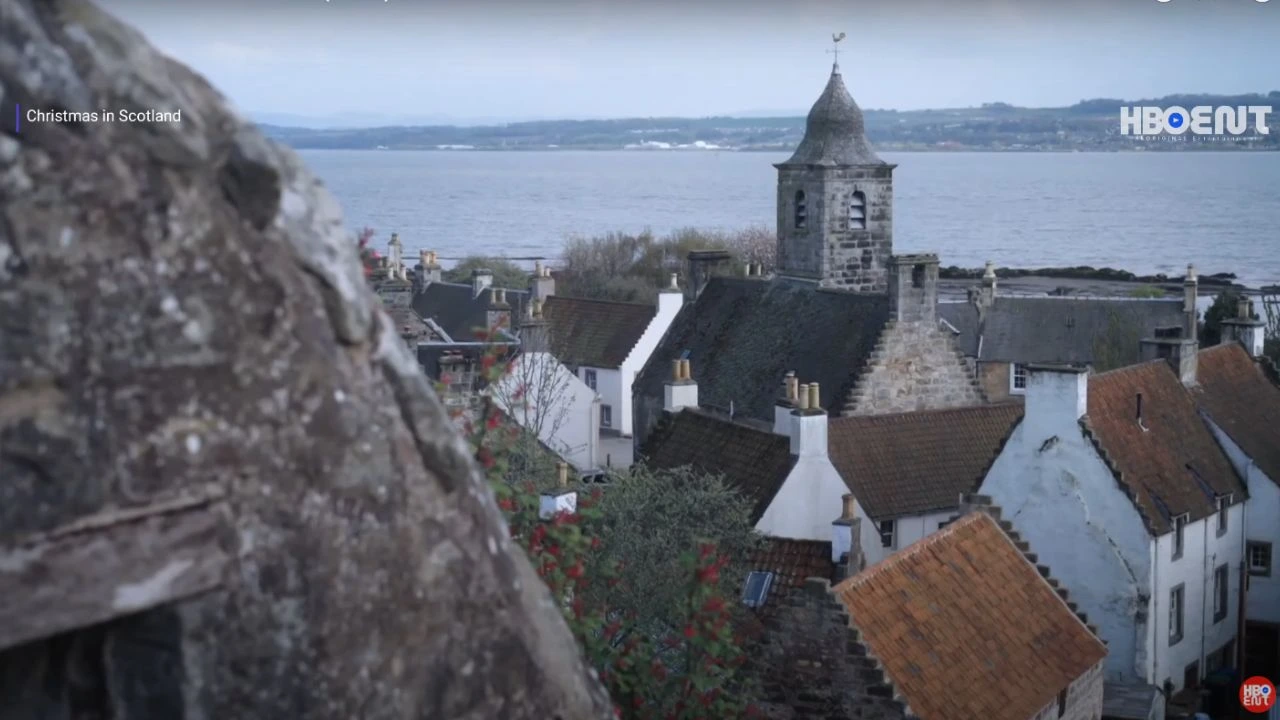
[794,190,807,230]
[849,191,867,229]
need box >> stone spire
[781,67,884,167]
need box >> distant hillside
[261,92,1279,152]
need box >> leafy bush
[443,255,530,290]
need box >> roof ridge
[546,294,657,310]
[834,513,979,593]
[995,295,1181,303]
[830,400,1023,427]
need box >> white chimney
[658,272,684,316]
[790,382,828,458]
[530,260,556,302]
[663,358,698,413]
[472,268,493,298]
[831,493,861,565]
[1221,295,1266,357]
[1025,365,1089,429]
[422,250,442,284]
[773,372,798,436]
[539,462,578,519]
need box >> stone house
[976,354,1247,700]
[938,263,1193,403]
[747,499,1108,720]
[632,65,984,448]
[1191,306,1280,679]
[542,274,683,456]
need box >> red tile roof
[828,403,1024,519]
[834,512,1107,720]
[1085,360,1245,535]
[750,538,836,592]
[1194,343,1280,486]
[542,296,656,368]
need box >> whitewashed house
[542,273,683,446]
[977,351,1247,702]
[489,301,603,475]
[1193,311,1280,678]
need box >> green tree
[1128,285,1165,299]
[444,255,531,290]
[1201,289,1247,347]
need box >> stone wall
[750,580,909,720]
[843,321,987,416]
[776,165,894,293]
[0,2,613,718]
[979,361,1017,403]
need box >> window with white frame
[600,404,612,428]
[878,520,896,549]
[1249,541,1273,576]
[1010,363,1028,394]
[584,368,597,390]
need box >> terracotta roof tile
[1086,360,1245,535]
[750,537,835,592]
[834,513,1107,720]
[829,403,1024,519]
[1193,344,1280,486]
[542,296,656,368]
[641,408,794,521]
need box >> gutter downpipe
[1201,518,1210,687]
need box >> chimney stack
[1024,364,1089,428]
[789,381,828,458]
[421,250,442,284]
[773,371,798,435]
[521,299,550,354]
[663,358,698,413]
[539,462,578,519]
[472,267,493,298]
[972,260,997,319]
[658,272,684,319]
[1220,294,1266,357]
[1140,327,1198,387]
[1183,264,1199,340]
[529,260,556,302]
[485,286,512,333]
[888,254,940,324]
[831,493,865,573]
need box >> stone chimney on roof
[1182,264,1198,340]
[969,260,997,319]
[1024,364,1088,433]
[1221,294,1266,358]
[831,493,865,574]
[529,260,556,302]
[472,268,493,298]
[420,249,442,285]
[790,381,827,458]
[1140,326,1198,387]
[774,371,798,436]
[663,358,698,413]
[520,299,550,354]
[486,287,511,333]
[888,254,939,324]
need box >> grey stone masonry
[888,254,940,324]
[1030,661,1105,720]
[750,579,910,720]
[776,164,895,293]
[843,320,987,416]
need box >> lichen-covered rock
[0,1,613,718]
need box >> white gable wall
[1203,416,1280,624]
[618,291,683,438]
[493,351,601,472]
[579,366,622,432]
[756,457,861,542]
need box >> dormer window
[849,191,867,229]
[794,190,807,230]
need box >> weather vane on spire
[828,32,847,70]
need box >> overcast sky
[102,0,1279,124]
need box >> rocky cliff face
[0,1,613,718]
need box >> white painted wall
[980,369,1155,683]
[580,366,622,431]
[492,351,602,473]
[618,289,683,437]
[1203,417,1280,624]
[1149,505,1244,692]
[880,510,956,557]
[756,412,850,542]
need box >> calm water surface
[301,150,1280,287]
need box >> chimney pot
[796,383,810,411]
[983,261,995,279]
[1238,296,1252,319]
[680,359,691,381]
[534,260,543,276]
[669,273,679,290]
[1186,264,1197,283]
[557,462,568,488]
[671,359,682,381]
[841,493,856,519]
[808,382,820,410]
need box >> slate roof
[778,68,884,167]
[1084,360,1246,536]
[938,297,1186,370]
[640,408,795,521]
[384,303,432,344]
[636,276,891,424]
[416,343,519,382]
[410,281,529,341]
[1193,343,1280,486]
[834,512,1107,720]
[542,296,656,368]
[828,403,1024,520]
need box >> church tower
[775,60,895,293]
